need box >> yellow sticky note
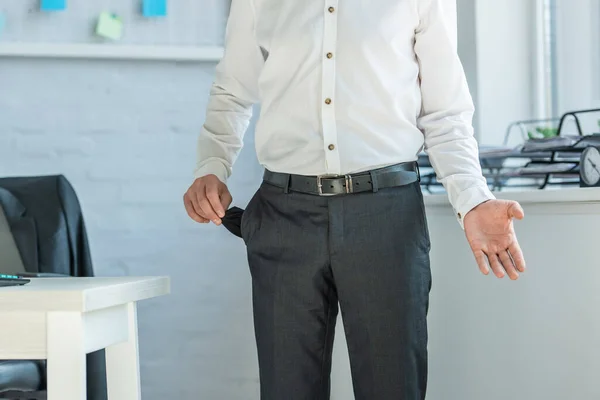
[96,12,123,40]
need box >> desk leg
[47,312,86,400]
[105,302,141,400]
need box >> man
[184,0,526,399]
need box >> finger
[507,201,525,220]
[499,250,519,280]
[189,189,207,219]
[220,189,233,211]
[508,242,527,272]
[197,195,221,225]
[486,252,505,279]
[206,185,226,218]
[184,195,209,223]
[474,250,490,275]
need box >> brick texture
[0,53,265,400]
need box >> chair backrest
[0,206,26,275]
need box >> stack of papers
[516,163,578,175]
[521,136,580,152]
[479,146,515,156]
[573,134,600,149]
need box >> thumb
[507,201,524,220]
[219,186,233,210]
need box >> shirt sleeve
[414,0,495,228]
[194,0,264,183]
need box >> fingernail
[218,211,225,218]
[213,219,221,225]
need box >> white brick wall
[0,56,264,398]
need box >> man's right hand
[183,175,232,225]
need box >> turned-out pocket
[241,186,263,244]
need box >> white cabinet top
[424,187,600,208]
[0,277,170,312]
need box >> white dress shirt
[195,0,495,225]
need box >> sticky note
[41,0,66,11]
[96,12,123,40]
[143,0,167,17]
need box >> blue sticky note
[41,0,66,11]
[142,0,167,17]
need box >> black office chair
[0,361,45,399]
[0,175,107,400]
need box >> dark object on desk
[0,175,107,400]
[222,206,244,238]
[0,274,30,287]
[0,207,25,275]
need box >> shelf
[424,186,600,206]
[0,43,224,62]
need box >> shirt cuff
[452,184,496,229]
[193,160,230,184]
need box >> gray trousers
[241,179,431,400]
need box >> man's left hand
[464,199,527,280]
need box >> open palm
[464,199,527,280]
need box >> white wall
[457,0,481,139]
[465,0,600,143]
[472,0,537,145]
[554,0,600,116]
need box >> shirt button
[328,144,336,151]
[457,212,462,219]
[325,98,332,105]
[328,6,335,13]
[326,52,333,59]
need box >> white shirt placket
[321,2,341,175]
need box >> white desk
[0,277,170,400]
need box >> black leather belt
[263,162,420,196]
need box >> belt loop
[416,163,421,182]
[283,174,291,194]
[369,171,379,193]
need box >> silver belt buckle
[317,174,338,196]
[316,174,354,195]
